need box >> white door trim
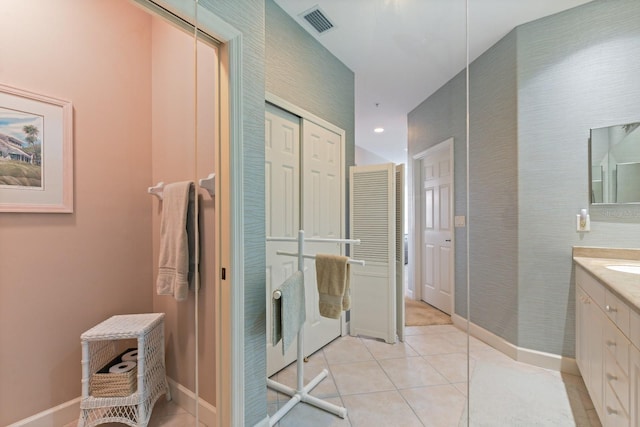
[265,92,348,335]
[134,2,245,425]
[410,138,454,313]
[266,93,346,137]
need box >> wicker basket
[90,348,138,397]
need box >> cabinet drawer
[606,290,631,337]
[605,348,630,413]
[577,267,605,310]
[605,320,631,377]
[629,309,640,350]
[605,379,630,427]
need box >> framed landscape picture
[0,84,73,213]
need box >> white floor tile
[400,384,466,427]
[342,391,423,427]
[67,330,598,427]
[378,356,449,389]
[423,352,473,383]
[329,360,396,395]
[322,336,373,365]
[360,336,418,360]
[405,333,466,355]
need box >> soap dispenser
[576,208,590,232]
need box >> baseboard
[6,397,80,427]
[167,377,217,427]
[451,314,579,376]
[7,379,218,427]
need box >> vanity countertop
[573,246,640,313]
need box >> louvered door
[395,164,405,342]
[349,163,396,343]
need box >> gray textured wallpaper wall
[468,30,519,345]
[200,1,354,424]
[517,0,640,356]
[200,1,266,425]
[408,0,640,358]
[265,0,355,232]
[407,70,468,315]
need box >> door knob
[445,239,451,242]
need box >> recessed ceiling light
[374,127,384,133]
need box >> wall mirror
[590,122,640,204]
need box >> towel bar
[148,175,215,200]
[198,173,215,198]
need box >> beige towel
[156,181,195,301]
[316,254,350,319]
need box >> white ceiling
[274,0,593,164]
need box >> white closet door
[265,104,300,376]
[301,119,343,356]
[395,164,405,342]
[350,163,396,343]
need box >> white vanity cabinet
[630,309,640,427]
[576,266,634,426]
[576,267,606,418]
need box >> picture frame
[0,84,73,213]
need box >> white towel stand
[266,230,362,425]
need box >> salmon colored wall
[0,1,153,423]
[0,1,219,423]
[150,16,218,405]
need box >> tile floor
[268,324,602,427]
[64,397,206,427]
[66,324,601,427]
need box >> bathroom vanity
[574,247,640,427]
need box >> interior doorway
[412,138,454,316]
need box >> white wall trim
[405,288,415,299]
[451,314,579,375]
[6,397,80,427]
[167,378,217,427]
[266,92,345,137]
[227,33,245,427]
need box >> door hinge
[221,267,226,280]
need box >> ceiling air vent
[300,6,335,34]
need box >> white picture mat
[0,84,73,213]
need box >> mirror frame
[588,124,640,221]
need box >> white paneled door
[301,119,344,357]
[420,141,453,314]
[265,105,344,376]
[265,104,300,375]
